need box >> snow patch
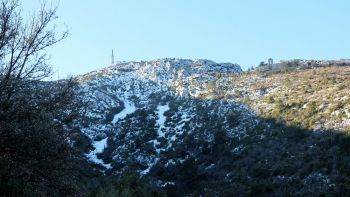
[87,137,112,169]
[156,104,170,137]
[112,98,137,124]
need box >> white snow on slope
[145,103,171,159]
[75,58,245,174]
[87,137,112,169]
[94,138,108,153]
[156,104,170,137]
[112,98,137,124]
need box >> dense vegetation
[0,1,160,196]
[2,0,350,196]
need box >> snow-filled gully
[141,103,170,175]
[156,104,170,137]
[87,137,112,169]
[111,98,137,124]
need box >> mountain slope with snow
[71,59,350,196]
[75,59,248,171]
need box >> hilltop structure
[111,49,115,65]
[256,58,278,72]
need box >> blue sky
[22,0,350,78]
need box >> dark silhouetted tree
[0,1,85,196]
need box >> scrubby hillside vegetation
[2,1,350,196]
[230,66,350,131]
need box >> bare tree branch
[0,0,68,106]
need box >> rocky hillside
[228,66,350,131]
[72,59,350,196]
[75,58,251,168]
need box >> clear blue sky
[22,0,350,78]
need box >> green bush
[264,95,275,104]
[305,101,318,116]
[88,173,165,197]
